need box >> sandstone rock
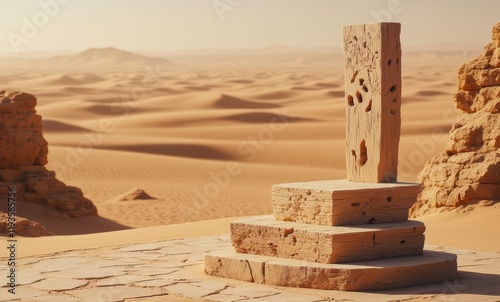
[272,180,420,226]
[205,248,457,291]
[0,212,53,237]
[343,23,402,183]
[0,91,48,167]
[117,188,155,201]
[231,215,424,264]
[412,23,500,216]
[0,91,97,218]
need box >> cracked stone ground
[1,235,499,302]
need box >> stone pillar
[343,23,402,183]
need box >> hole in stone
[368,218,376,224]
[400,240,406,244]
[387,196,393,202]
[390,85,397,93]
[388,59,392,66]
[350,70,359,83]
[358,139,367,166]
[347,95,354,106]
[284,228,294,238]
[390,110,396,115]
[362,84,368,92]
[351,202,360,208]
[392,98,397,103]
[359,78,364,86]
[351,150,356,156]
[353,36,358,41]
[363,41,367,48]
[356,91,363,103]
[362,211,366,217]
[365,99,372,112]
[396,58,399,64]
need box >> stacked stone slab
[205,23,457,291]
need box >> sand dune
[47,47,174,68]
[214,94,281,109]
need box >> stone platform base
[205,247,457,291]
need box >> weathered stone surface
[231,216,424,264]
[272,180,420,226]
[0,212,53,237]
[29,278,88,291]
[0,91,97,219]
[0,91,48,167]
[343,23,402,183]
[205,248,457,291]
[412,23,500,216]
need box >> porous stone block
[343,22,402,183]
[231,215,424,264]
[205,248,457,291]
[272,179,420,226]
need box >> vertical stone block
[343,23,402,183]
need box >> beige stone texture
[272,179,420,226]
[205,248,457,291]
[343,23,402,183]
[230,215,424,264]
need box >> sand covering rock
[411,23,500,216]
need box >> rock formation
[0,212,53,237]
[0,90,97,218]
[116,188,155,201]
[411,23,500,216]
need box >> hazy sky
[1,0,499,53]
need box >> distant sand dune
[42,119,93,133]
[223,112,314,123]
[214,94,281,109]
[416,90,448,97]
[227,79,255,84]
[253,91,297,100]
[100,143,235,160]
[327,90,346,97]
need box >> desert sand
[0,45,499,300]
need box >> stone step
[231,215,425,264]
[205,247,457,291]
[272,179,420,226]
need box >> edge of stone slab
[271,179,421,191]
[205,248,457,291]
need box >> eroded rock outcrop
[411,23,500,216]
[0,212,53,237]
[0,91,97,217]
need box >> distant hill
[47,47,173,67]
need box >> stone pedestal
[204,22,457,291]
[205,179,457,291]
